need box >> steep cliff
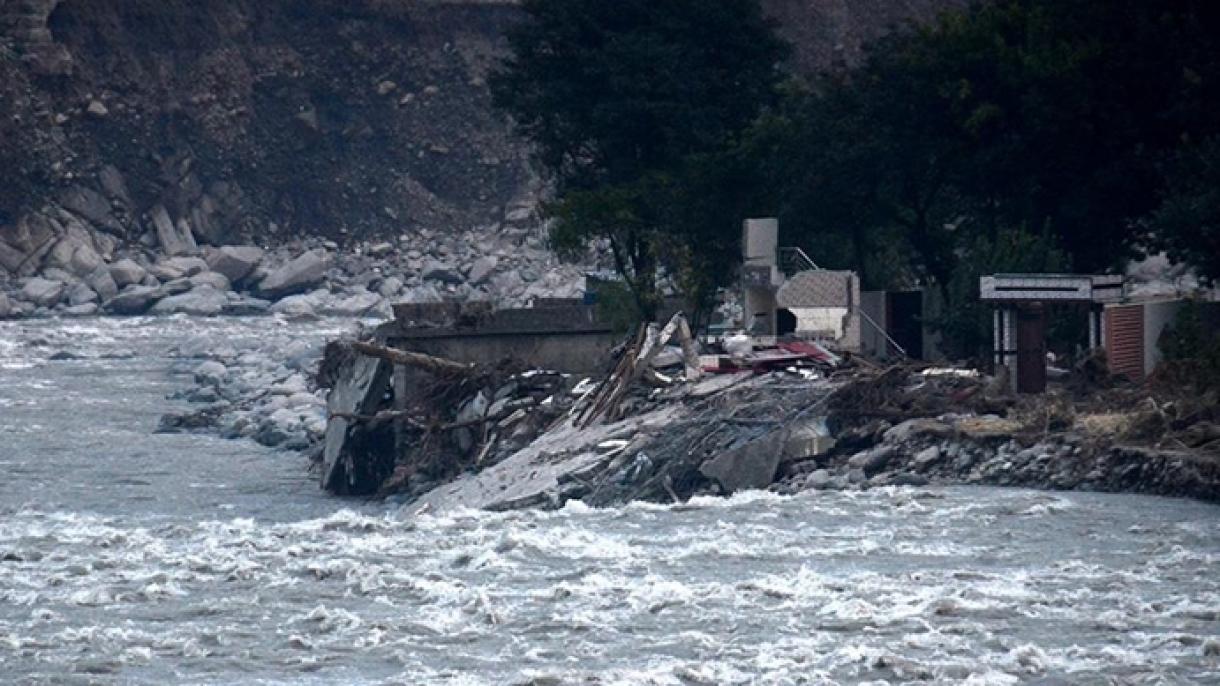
[0,0,958,278]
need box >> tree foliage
[492,0,787,320]
[752,0,1220,355]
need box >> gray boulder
[149,286,228,316]
[0,213,58,276]
[46,233,103,278]
[194,361,228,386]
[0,293,11,319]
[422,260,463,285]
[189,271,231,292]
[269,293,320,319]
[67,282,98,306]
[158,257,209,278]
[58,185,123,234]
[884,418,953,444]
[159,278,193,297]
[62,302,99,317]
[105,285,162,315]
[847,445,897,477]
[319,291,383,317]
[804,469,833,490]
[378,276,404,298]
[20,278,66,307]
[257,250,328,298]
[205,246,264,284]
[914,446,943,468]
[467,256,497,285]
[699,429,787,494]
[109,259,147,287]
[85,265,119,301]
[149,204,197,256]
[222,296,272,316]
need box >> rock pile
[0,225,597,321]
[774,414,1220,502]
[157,335,332,452]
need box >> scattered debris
[318,319,1220,508]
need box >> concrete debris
[314,320,1220,510]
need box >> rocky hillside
[0,0,961,304]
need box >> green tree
[492,0,788,320]
[1150,138,1220,282]
[759,0,1220,355]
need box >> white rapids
[0,317,1217,685]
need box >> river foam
[0,317,1217,684]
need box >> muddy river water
[1,318,1217,684]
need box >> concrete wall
[859,290,888,358]
[387,330,619,376]
[742,218,778,266]
[1142,299,1185,376]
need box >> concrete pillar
[1004,307,1018,392]
[1088,307,1099,350]
[993,308,1002,368]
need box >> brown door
[1105,304,1145,382]
[1016,305,1047,393]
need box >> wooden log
[349,340,477,377]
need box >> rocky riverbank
[773,415,1220,503]
[0,222,594,322]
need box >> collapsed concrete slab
[321,352,393,494]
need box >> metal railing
[778,246,820,276]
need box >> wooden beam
[349,340,477,377]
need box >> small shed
[979,274,1125,393]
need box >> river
[1,317,1217,684]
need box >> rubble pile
[773,368,1220,501]
[318,322,1220,510]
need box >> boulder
[189,196,228,246]
[269,293,320,319]
[85,265,119,301]
[194,361,228,386]
[0,213,58,276]
[62,303,99,317]
[804,469,833,490]
[467,256,497,285]
[883,418,953,445]
[46,233,103,278]
[105,285,162,315]
[149,286,228,316]
[319,291,382,317]
[257,250,328,298]
[66,282,98,306]
[222,296,272,316]
[160,256,209,277]
[58,185,123,234]
[109,259,147,287]
[159,278,193,297]
[98,165,132,206]
[149,204,197,256]
[189,271,231,292]
[20,278,66,307]
[914,446,943,468]
[205,245,264,284]
[378,276,404,298]
[41,267,78,284]
[847,445,896,477]
[699,428,787,494]
[0,293,11,319]
[422,260,463,285]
